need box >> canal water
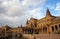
[8,33,18,39]
[5,33,27,39]
[0,33,28,39]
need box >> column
[42,27,43,34]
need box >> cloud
[55,2,60,10]
[46,5,55,10]
[0,14,27,27]
[0,0,46,27]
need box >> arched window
[59,24,60,28]
[55,25,58,30]
[43,27,47,32]
[35,24,37,27]
[52,26,54,31]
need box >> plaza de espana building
[0,9,60,35]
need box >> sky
[0,0,60,27]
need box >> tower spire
[20,24,22,28]
[26,20,29,24]
[46,8,52,17]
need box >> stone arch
[55,25,58,30]
[51,26,54,31]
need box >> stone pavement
[23,34,60,39]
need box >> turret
[20,24,22,28]
[26,20,29,27]
[46,8,52,17]
[26,20,29,24]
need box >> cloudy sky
[0,0,60,27]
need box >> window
[35,25,37,27]
[35,23,37,27]
[55,25,58,30]
[43,27,47,31]
[28,29,33,34]
[52,26,54,31]
[59,24,60,28]
[28,29,31,34]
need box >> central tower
[46,8,52,18]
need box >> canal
[0,33,28,39]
